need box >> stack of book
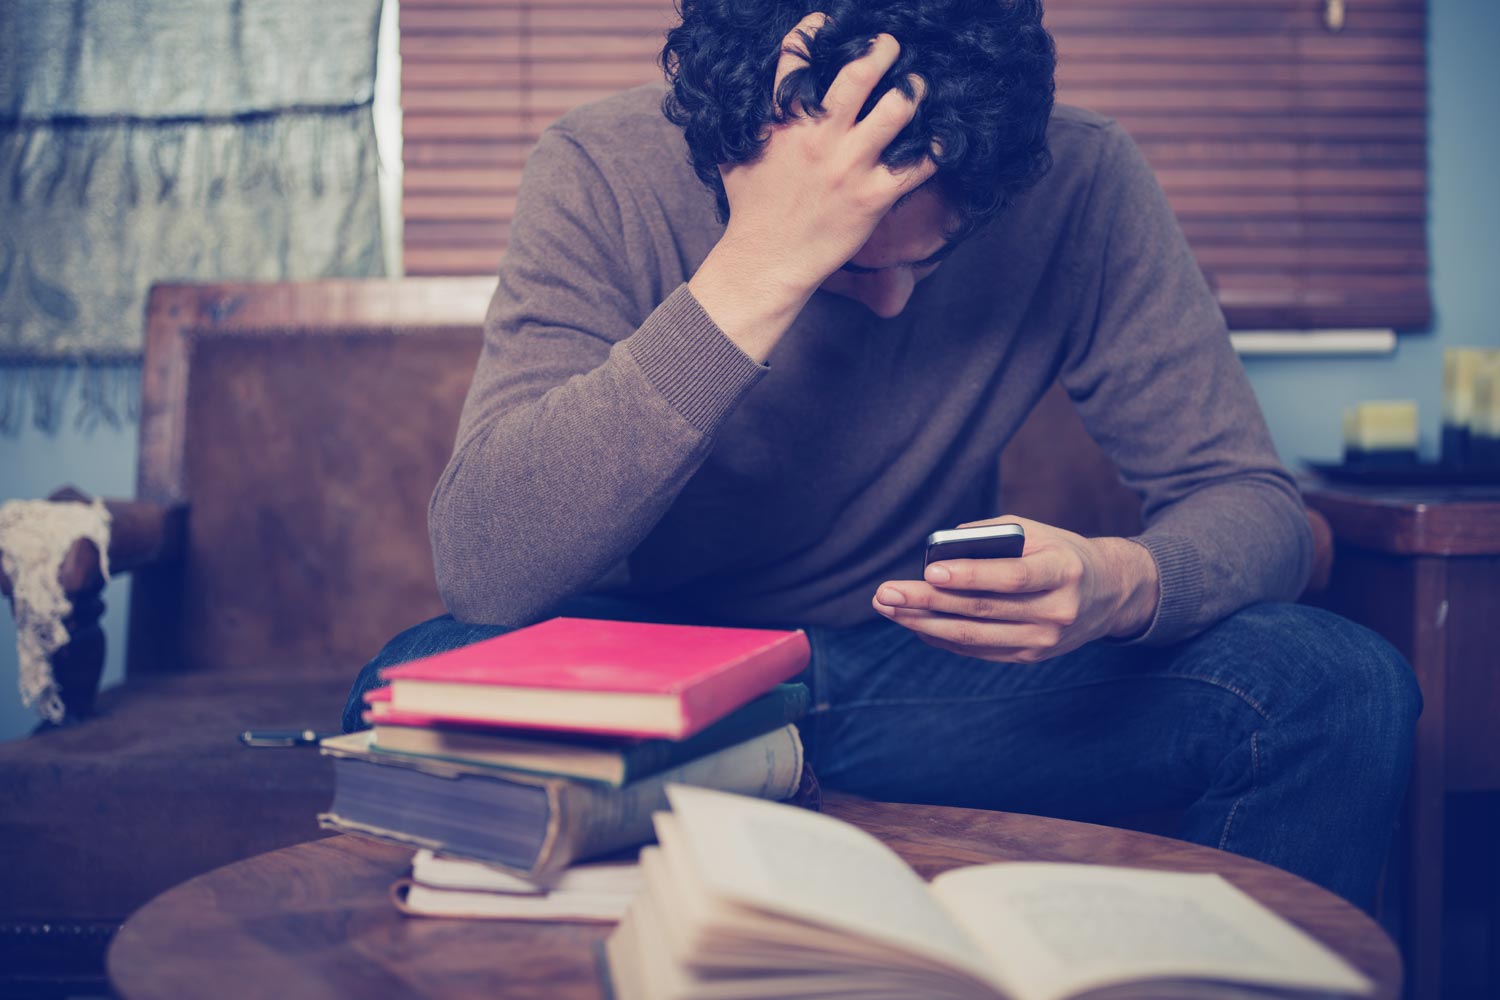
[317,616,812,897]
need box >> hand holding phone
[877,516,1160,664]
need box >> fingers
[851,74,925,165]
[885,149,939,200]
[876,579,1080,627]
[774,12,830,110]
[875,606,1060,664]
[925,549,1077,595]
[877,582,1040,621]
[822,33,902,125]
[957,514,1039,534]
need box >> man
[346,0,1418,910]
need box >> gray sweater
[431,83,1311,644]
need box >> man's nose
[859,269,916,319]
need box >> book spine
[534,723,805,877]
[674,632,811,738]
[617,683,810,784]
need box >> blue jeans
[342,598,1420,911]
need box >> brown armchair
[0,279,490,993]
[0,278,1331,994]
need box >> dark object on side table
[1306,460,1500,487]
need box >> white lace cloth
[0,498,112,722]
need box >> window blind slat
[405,219,511,244]
[1058,34,1422,61]
[1154,167,1426,193]
[1141,139,1424,166]
[406,248,509,275]
[406,194,520,220]
[405,166,528,192]
[1057,87,1426,114]
[1182,218,1425,244]
[1104,113,1425,141]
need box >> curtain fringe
[0,362,140,437]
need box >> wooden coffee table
[108,797,1401,999]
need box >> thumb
[956,513,1036,531]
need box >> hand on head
[684,12,945,359]
[715,12,940,297]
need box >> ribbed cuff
[1127,532,1204,645]
[624,283,768,437]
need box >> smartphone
[924,523,1025,567]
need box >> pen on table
[238,729,336,748]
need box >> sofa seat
[0,671,351,928]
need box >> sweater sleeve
[1057,123,1312,645]
[430,127,767,626]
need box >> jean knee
[340,613,500,733]
[1308,607,1419,727]
[1362,631,1421,728]
[1249,604,1421,757]
[341,658,387,733]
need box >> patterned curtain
[0,0,387,432]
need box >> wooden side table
[1303,483,1500,1000]
[107,797,1402,1000]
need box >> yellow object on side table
[1343,400,1419,465]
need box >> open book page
[650,823,946,979]
[930,863,1374,1000]
[663,785,995,985]
[628,840,992,1000]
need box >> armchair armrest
[1304,507,1334,597]
[0,488,186,724]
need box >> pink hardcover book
[377,617,810,739]
[362,688,630,741]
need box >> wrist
[1096,537,1160,640]
[688,233,817,363]
[721,224,825,297]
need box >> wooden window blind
[401,0,1430,330]
[400,0,673,276]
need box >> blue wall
[1,0,1497,740]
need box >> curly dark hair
[659,0,1056,244]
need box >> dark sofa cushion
[0,671,352,923]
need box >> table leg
[1402,558,1448,1000]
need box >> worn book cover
[316,725,803,878]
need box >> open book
[604,786,1375,1000]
